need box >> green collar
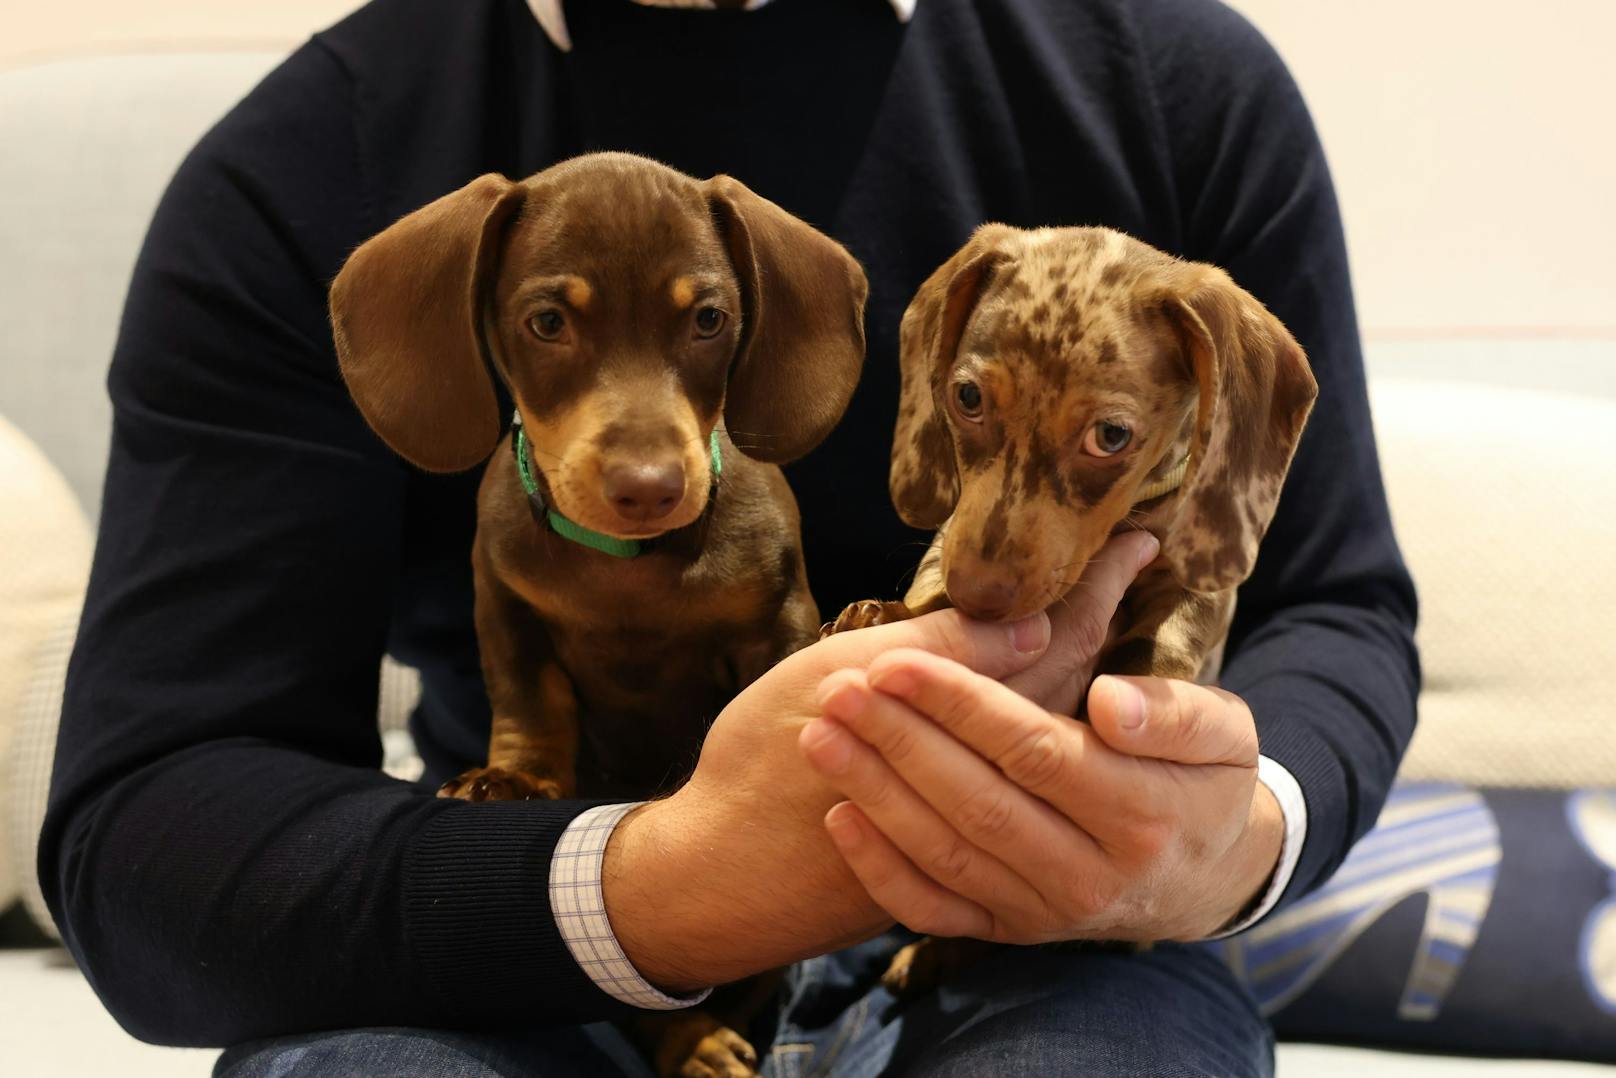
[511,415,722,559]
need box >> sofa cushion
[1370,379,1616,787]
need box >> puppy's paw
[881,937,997,999]
[820,599,914,638]
[880,939,937,998]
[649,1011,758,1078]
[436,767,570,802]
[677,1025,758,1078]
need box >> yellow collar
[1135,454,1189,503]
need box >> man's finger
[1004,532,1158,708]
[1048,532,1161,656]
[822,801,998,940]
[863,648,1179,851]
[815,606,1051,683]
[811,670,1093,903]
[797,707,1048,916]
[1086,676,1259,768]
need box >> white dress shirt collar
[526,0,917,53]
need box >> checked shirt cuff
[549,801,711,1010]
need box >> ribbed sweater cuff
[1241,689,1353,912]
[404,799,628,1026]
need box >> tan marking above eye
[669,277,696,310]
[563,276,593,310]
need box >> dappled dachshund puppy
[825,224,1317,992]
[330,152,867,1078]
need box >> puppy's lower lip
[607,509,690,538]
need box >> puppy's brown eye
[694,307,726,338]
[1082,421,1132,457]
[955,381,984,419]
[529,310,566,341]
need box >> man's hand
[602,597,1054,993]
[799,537,1284,944]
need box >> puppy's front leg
[1102,572,1236,683]
[820,530,951,638]
[439,546,579,802]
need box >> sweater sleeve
[1132,0,1422,905]
[37,41,624,1046]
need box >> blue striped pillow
[1217,783,1616,1060]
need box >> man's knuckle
[1172,689,1207,749]
[926,836,976,885]
[1071,609,1110,656]
[1062,874,1116,921]
[1000,727,1067,790]
[1123,815,1175,861]
[931,678,981,733]
[878,721,919,765]
[955,784,1016,840]
[931,617,977,668]
[859,771,896,809]
[905,895,957,936]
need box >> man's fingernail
[1009,613,1050,654]
[820,682,867,721]
[825,802,863,848]
[1134,533,1162,571]
[801,718,853,773]
[1102,676,1146,730]
[868,666,915,698]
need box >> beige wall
[5,0,1611,340]
[1227,0,1616,340]
[0,1,354,63]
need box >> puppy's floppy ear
[1159,265,1318,592]
[704,176,868,464]
[889,224,1019,529]
[330,173,526,473]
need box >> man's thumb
[828,607,1051,681]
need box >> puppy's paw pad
[820,600,914,638]
[436,767,568,802]
[679,1026,758,1078]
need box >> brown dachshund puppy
[330,153,867,1078]
[825,223,1317,992]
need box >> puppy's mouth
[943,539,1106,624]
[545,470,712,542]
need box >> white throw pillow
[0,414,92,922]
[1371,379,1616,787]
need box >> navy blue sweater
[42,0,1418,1045]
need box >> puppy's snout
[603,460,686,522]
[945,564,1020,622]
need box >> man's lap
[215,935,1271,1078]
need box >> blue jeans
[216,934,1271,1077]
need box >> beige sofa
[2,48,1610,1077]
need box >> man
[40,1,1418,1074]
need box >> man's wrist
[600,799,714,994]
[1218,779,1285,930]
[1207,756,1307,938]
[549,802,711,1008]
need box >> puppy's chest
[548,596,791,799]
[507,546,788,638]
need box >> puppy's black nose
[603,461,685,522]
[946,567,1019,622]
